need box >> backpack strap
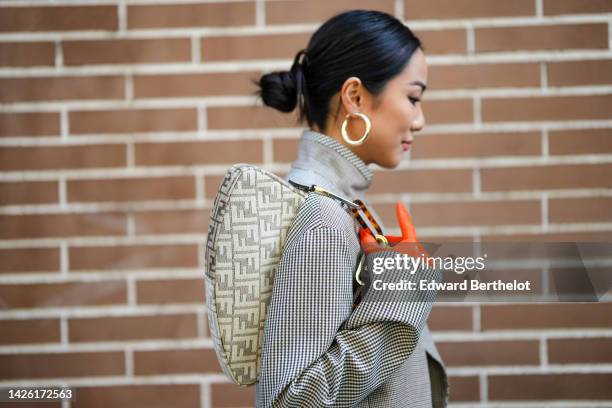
[288,179,359,209]
[288,179,385,244]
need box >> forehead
[395,48,427,84]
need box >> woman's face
[329,48,428,168]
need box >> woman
[253,9,449,407]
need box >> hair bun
[256,69,298,113]
[255,49,309,114]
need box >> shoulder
[284,193,359,252]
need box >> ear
[339,76,364,113]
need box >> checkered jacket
[255,130,449,407]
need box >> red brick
[0,112,60,137]
[134,71,260,98]
[369,169,472,194]
[134,348,220,375]
[0,319,60,345]
[266,0,394,24]
[210,383,255,408]
[135,140,263,166]
[207,105,299,130]
[548,59,612,87]
[72,385,199,408]
[481,303,612,330]
[0,181,58,205]
[128,2,254,28]
[0,42,55,67]
[476,240,556,260]
[412,131,540,159]
[481,163,612,191]
[548,337,612,363]
[136,279,205,304]
[69,244,198,271]
[0,76,123,103]
[477,243,579,260]
[405,0,534,19]
[69,314,197,342]
[68,176,195,203]
[0,6,117,32]
[63,38,191,65]
[407,199,540,227]
[489,373,612,400]
[0,352,124,379]
[0,212,127,239]
[70,108,197,135]
[428,305,473,331]
[544,0,612,15]
[482,94,612,122]
[1,402,61,408]
[549,197,612,223]
[272,138,299,163]
[202,32,311,61]
[549,128,612,155]
[421,99,473,125]
[438,340,539,366]
[483,230,612,242]
[0,281,127,309]
[448,376,479,402]
[476,23,609,52]
[0,247,60,274]
[430,63,540,89]
[415,29,467,55]
[205,174,226,199]
[0,144,126,171]
[419,234,475,242]
[134,209,210,235]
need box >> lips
[401,141,411,151]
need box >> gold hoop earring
[341,111,371,146]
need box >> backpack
[204,163,310,386]
[204,163,370,386]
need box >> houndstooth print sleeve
[255,194,442,408]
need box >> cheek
[381,100,413,130]
[373,113,405,147]
[370,131,395,155]
[379,100,411,126]
[397,103,414,128]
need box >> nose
[411,106,425,132]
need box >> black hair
[252,9,423,133]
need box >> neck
[285,129,373,200]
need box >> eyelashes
[408,97,421,106]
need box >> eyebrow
[409,80,427,93]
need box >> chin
[377,155,402,169]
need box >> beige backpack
[204,163,309,386]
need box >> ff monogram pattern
[204,164,308,385]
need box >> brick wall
[0,1,611,407]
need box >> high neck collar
[285,129,373,200]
